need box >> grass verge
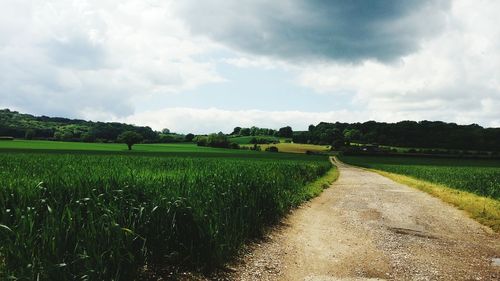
[299,161,339,200]
[373,170,500,232]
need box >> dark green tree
[53,131,62,140]
[117,131,143,150]
[206,132,230,148]
[231,127,242,135]
[278,126,293,138]
[81,132,96,143]
[185,133,195,142]
[240,128,251,136]
[195,136,208,146]
[24,129,35,140]
[343,128,361,142]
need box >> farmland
[0,140,245,153]
[241,143,331,154]
[0,146,334,280]
[228,135,284,144]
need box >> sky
[1,0,499,133]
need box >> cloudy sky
[1,0,499,133]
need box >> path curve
[229,158,500,280]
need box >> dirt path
[228,158,500,281]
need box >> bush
[195,136,208,146]
[250,144,261,151]
[158,134,184,143]
[265,146,279,153]
[206,133,230,148]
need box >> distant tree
[195,136,208,146]
[117,131,143,150]
[207,132,230,148]
[240,128,251,136]
[278,126,293,138]
[331,129,345,150]
[24,129,35,140]
[62,131,74,141]
[343,129,361,142]
[53,132,62,140]
[250,126,259,136]
[231,127,242,135]
[185,133,195,142]
[81,132,96,143]
[161,128,170,134]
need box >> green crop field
[340,156,500,199]
[0,146,333,280]
[0,140,246,153]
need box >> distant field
[0,141,334,280]
[252,143,331,154]
[349,142,494,154]
[0,139,230,153]
[340,156,500,199]
[0,140,329,156]
[0,140,331,162]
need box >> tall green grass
[340,156,500,199]
[0,153,330,280]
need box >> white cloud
[0,0,223,119]
[222,56,281,70]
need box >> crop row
[0,153,331,280]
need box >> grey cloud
[176,0,450,62]
[0,62,135,120]
[45,37,106,70]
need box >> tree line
[293,121,500,151]
[2,109,499,152]
[230,126,293,138]
[0,109,193,144]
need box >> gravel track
[227,158,500,281]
